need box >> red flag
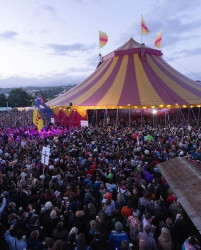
[155,31,162,48]
[99,30,108,48]
[141,15,150,35]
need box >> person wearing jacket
[4,225,27,250]
[27,230,43,250]
[0,195,6,221]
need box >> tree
[7,88,33,107]
[0,93,7,107]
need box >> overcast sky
[0,0,200,88]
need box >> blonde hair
[161,227,172,242]
[90,220,97,230]
[69,227,78,236]
[50,210,57,219]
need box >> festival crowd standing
[0,110,200,249]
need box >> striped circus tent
[47,38,201,122]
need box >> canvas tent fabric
[51,107,87,127]
[157,157,201,234]
[47,38,201,109]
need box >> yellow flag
[33,108,44,131]
[99,30,108,48]
[155,31,162,48]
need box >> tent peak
[102,37,162,62]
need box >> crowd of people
[0,110,200,250]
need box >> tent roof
[47,38,201,109]
[157,157,201,234]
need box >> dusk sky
[0,0,200,87]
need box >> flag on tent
[33,108,44,131]
[155,31,162,48]
[141,15,150,35]
[35,95,53,118]
[99,30,108,48]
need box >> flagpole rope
[164,57,201,81]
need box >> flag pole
[161,30,162,52]
[99,30,101,61]
[141,14,142,44]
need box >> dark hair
[16,229,24,240]
[45,237,54,248]
[78,233,85,245]
[121,239,129,250]
[145,213,152,220]
[53,239,63,250]
[30,230,39,240]
[144,225,151,234]
[189,236,197,245]
[69,233,76,242]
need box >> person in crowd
[157,227,173,250]
[0,109,200,249]
[109,221,129,250]
[27,230,43,249]
[138,224,157,250]
[4,224,27,250]
[126,209,141,244]
[182,235,200,250]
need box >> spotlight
[152,109,157,115]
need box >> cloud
[0,73,85,88]
[67,66,94,73]
[47,43,95,55]
[179,47,201,58]
[0,31,18,40]
[86,53,100,67]
[35,4,56,18]
[42,4,56,14]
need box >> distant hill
[0,85,76,102]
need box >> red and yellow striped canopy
[47,38,201,109]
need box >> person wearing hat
[109,221,129,250]
[121,200,134,218]
[126,209,141,243]
[102,192,116,217]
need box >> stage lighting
[152,109,157,115]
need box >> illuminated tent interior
[47,38,201,126]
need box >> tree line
[0,86,74,107]
[0,88,33,108]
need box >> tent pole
[60,110,66,126]
[153,113,154,128]
[103,108,107,126]
[91,110,95,126]
[116,108,119,130]
[96,109,98,126]
[165,111,166,127]
[106,108,108,126]
[129,108,131,128]
[103,109,105,126]
[141,109,143,128]
[188,108,190,125]
[191,108,199,127]
[198,107,200,126]
[69,109,76,129]
[175,109,178,126]
[167,110,170,128]
[179,108,187,125]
